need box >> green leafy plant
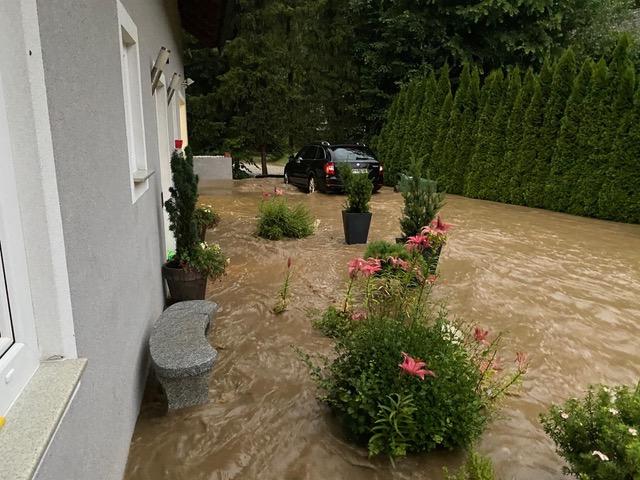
[340,164,373,213]
[181,242,228,279]
[303,255,528,462]
[257,194,314,240]
[363,240,429,281]
[541,383,640,480]
[273,258,293,314]
[444,452,497,480]
[194,203,221,237]
[398,159,445,240]
[368,393,417,464]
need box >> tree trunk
[260,144,268,176]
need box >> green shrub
[363,240,429,280]
[364,240,411,261]
[397,159,445,240]
[313,306,352,339]
[257,196,314,240]
[444,452,497,480]
[340,164,373,213]
[541,383,640,480]
[303,258,527,462]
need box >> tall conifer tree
[430,92,454,179]
[423,65,451,176]
[547,60,593,212]
[415,72,439,172]
[570,59,609,216]
[464,70,505,198]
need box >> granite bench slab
[149,300,218,410]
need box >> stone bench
[149,300,218,410]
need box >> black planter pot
[342,211,372,245]
[162,263,207,301]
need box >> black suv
[284,142,384,193]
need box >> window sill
[132,169,155,184]
[0,358,87,480]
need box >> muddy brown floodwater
[125,179,640,480]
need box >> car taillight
[324,162,336,175]
[379,164,384,173]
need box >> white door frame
[155,73,175,256]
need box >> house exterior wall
[31,1,185,478]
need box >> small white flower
[592,451,609,461]
[441,322,464,345]
[608,408,619,416]
[200,242,207,249]
[560,412,569,420]
[629,428,638,437]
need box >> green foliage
[444,452,498,480]
[541,383,640,480]
[256,197,314,240]
[340,164,373,214]
[368,393,417,461]
[164,147,199,261]
[193,204,220,236]
[378,36,639,223]
[181,242,227,279]
[398,161,445,239]
[364,241,411,262]
[363,240,429,281]
[313,305,352,339]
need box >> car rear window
[330,147,376,162]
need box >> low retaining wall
[194,156,232,180]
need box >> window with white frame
[0,71,39,415]
[118,1,149,203]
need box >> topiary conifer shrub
[256,189,314,240]
[397,159,445,241]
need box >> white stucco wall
[195,155,234,180]
[30,1,185,478]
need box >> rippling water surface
[124,179,640,480]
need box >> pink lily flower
[274,187,285,196]
[287,257,292,269]
[406,234,431,252]
[427,274,438,284]
[350,310,367,321]
[348,257,382,278]
[474,327,489,344]
[399,352,436,380]
[262,192,272,199]
[429,215,453,235]
[388,256,410,271]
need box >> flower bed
[302,251,527,462]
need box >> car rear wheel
[283,171,289,184]
[307,176,316,194]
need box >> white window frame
[0,71,39,415]
[117,1,149,203]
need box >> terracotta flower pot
[162,263,207,301]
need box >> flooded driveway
[125,179,640,480]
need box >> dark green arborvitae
[493,66,522,201]
[430,92,453,180]
[415,72,439,174]
[451,66,481,195]
[570,59,609,216]
[539,60,555,102]
[598,64,637,220]
[505,69,536,204]
[537,50,577,208]
[376,91,402,167]
[402,77,427,167]
[439,64,471,192]
[384,85,411,185]
[165,146,199,261]
[424,64,451,176]
[464,70,505,198]
[547,60,593,212]
[511,76,545,206]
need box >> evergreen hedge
[376,35,640,224]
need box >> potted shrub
[194,203,220,242]
[397,160,445,243]
[162,145,227,301]
[340,164,373,245]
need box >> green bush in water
[541,383,640,480]
[257,196,314,240]
[444,452,497,480]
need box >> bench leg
[158,372,211,410]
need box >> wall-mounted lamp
[166,72,182,104]
[150,46,171,93]
[183,78,195,88]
